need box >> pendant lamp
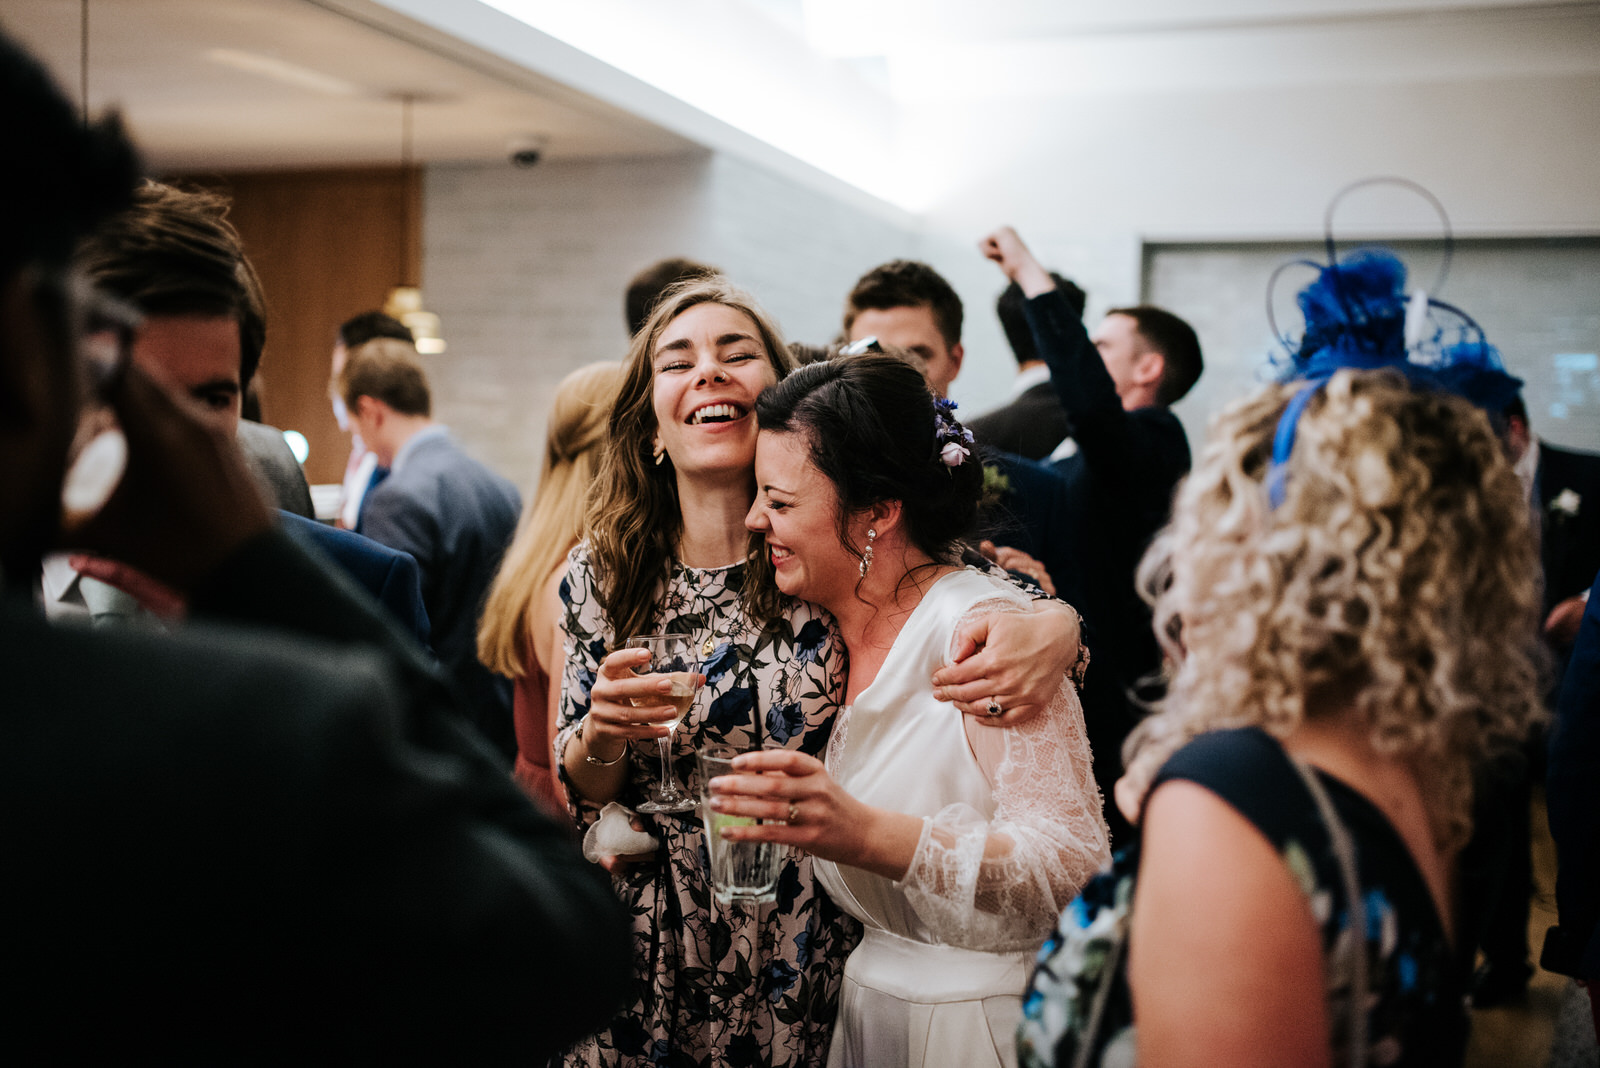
[384,93,446,355]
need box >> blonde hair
[588,279,795,644]
[1129,369,1543,850]
[478,361,623,676]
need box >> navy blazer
[277,509,430,647]
[1545,566,1600,978]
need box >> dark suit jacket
[3,531,629,1061]
[359,428,522,759]
[277,508,431,646]
[1545,567,1600,978]
[986,291,1191,845]
[1538,440,1600,616]
[1023,289,1190,690]
[237,419,315,518]
[967,379,1071,461]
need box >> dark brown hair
[754,353,983,589]
[625,258,721,337]
[76,181,266,390]
[1108,304,1203,406]
[843,260,963,348]
[338,310,413,349]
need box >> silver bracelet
[580,719,628,767]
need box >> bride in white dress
[710,354,1110,1068]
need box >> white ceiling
[1,0,1594,199]
[0,0,695,171]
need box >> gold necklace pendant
[702,635,716,658]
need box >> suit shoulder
[5,606,402,754]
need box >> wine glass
[627,633,701,814]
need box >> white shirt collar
[1515,436,1541,504]
[40,552,83,605]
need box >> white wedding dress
[815,569,1110,1068]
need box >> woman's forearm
[559,722,630,805]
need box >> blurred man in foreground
[0,29,627,1060]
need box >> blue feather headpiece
[1265,181,1522,507]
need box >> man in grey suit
[1,27,627,1058]
[342,337,523,758]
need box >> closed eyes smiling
[655,352,762,373]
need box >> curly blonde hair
[1128,369,1543,850]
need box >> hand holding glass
[698,743,783,904]
[627,633,700,814]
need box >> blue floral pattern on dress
[1018,729,1465,1068]
[551,548,861,1068]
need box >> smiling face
[747,428,864,610]
[651,302,780,479]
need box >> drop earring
[652,436,665,466]
[859,528,877,577]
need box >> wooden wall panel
[185,167,420,485]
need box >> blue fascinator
[1265,179,1522,507]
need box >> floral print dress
[551,546,863,1068]
[1019,727,1466,1068]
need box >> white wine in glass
[626,633,700,814]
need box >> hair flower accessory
[933,396,974,467]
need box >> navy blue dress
[1019,727,1467,1067]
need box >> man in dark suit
[980,226,1202,844]
[57,181,434,644]
[342,338,523,758]
[0,29,628,1059]
[46,180,321,608]
[76,180,313,515]
[967,274,1085,461]
[1468,398,1600,1004]
[1543,566,1600,1035]
[238,417,316,516]
[1511,397,1600,652]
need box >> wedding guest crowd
[7,16,1590,1067]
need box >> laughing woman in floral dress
[551,279,1083,1068]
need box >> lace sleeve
[897,597,1111,951]
[550,546,611,829]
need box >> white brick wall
[421,150,933,492]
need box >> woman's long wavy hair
[587,279,795,644]
[478,360,623,676]
[1128,369,1543,851]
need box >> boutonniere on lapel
[1550,488,1582,519]
[980,463,1011,508]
